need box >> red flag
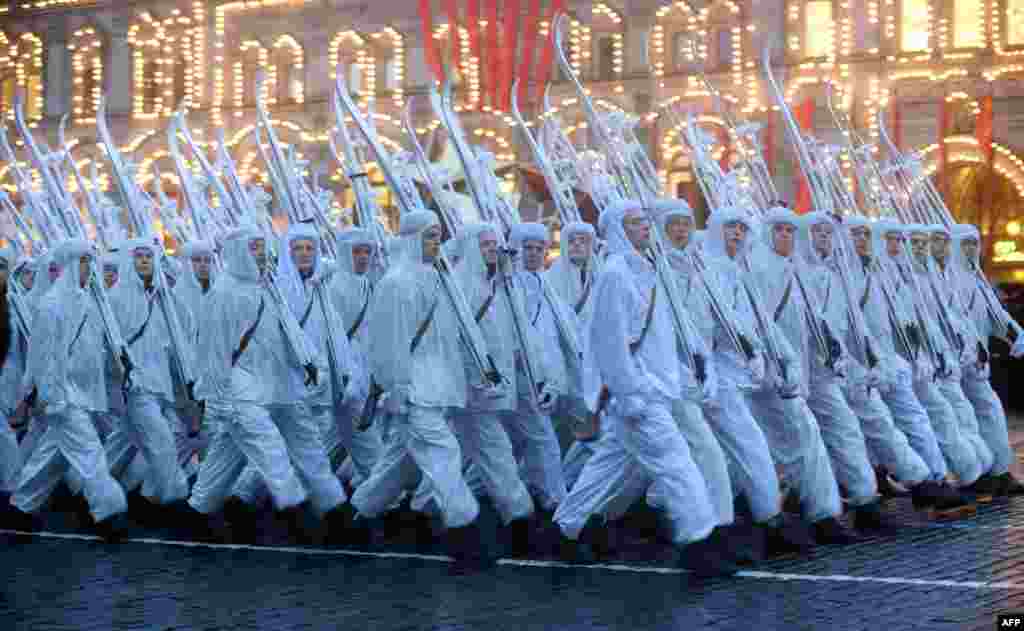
[419,0,441,81]
[500,0,521,112]
[533,0,565,104]
[977,95,993,164]
[446,0,466,72]
[466,0,482,110]
[485,0,499,109]
[516,0,543,107]
[793,97,814,214]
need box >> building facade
[2,0,1024,276]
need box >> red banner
[977,94,993,164]
[485,0,499,109]
[443,0,461,72]
[793,97,814,214]
[533,0,565,105]
[500,0,521,111]
[466,0,482,110]
[516,0,543,107]
[419,0,442,82]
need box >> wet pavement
[4,421,1024,630]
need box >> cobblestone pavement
[3,417,1024,631]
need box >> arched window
[235,40,269,108]
[954,0,983,47]
[900,0,930,51]
[69,26,104,121]
[271,35,303,106]
[597,36,615,80]
[805,0,834,57]
[1010,0,1024,45]
[0,32,44,121]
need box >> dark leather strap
[475,282,497,323]
[629,283,657,356]
[298,295,316,328]
[68,312,89,357]
[573,269,593,315]
[859,271,873,310]
[126,296,156,347]
[409,289,441,354]
[773,275,794,323]
[346,283,372,340]
[231,296,266,367]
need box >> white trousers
[747,388,844,519]
[937,376,995,475]
[188,401,308,514]
[496,401,567,512]
[961,376,1013,476]
[320,399,383,488]
[352,405,479,529]
[231,403,347,516]
[844,386,929,486]
[911,378,982,484]
[804,379,878,505]
[703,386,781,523]
[553,395,716,545]
[103,392,189,505]
[12,408,127,522]
[562,439,595,492]
[876,378,947,480]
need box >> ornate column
[43,16,71,122]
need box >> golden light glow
[69,26,103,123]
[901,0,931,51]
[1008,221,1022,236]
[806,1,834,58]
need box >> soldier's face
[910,233,930,262]
[810,222,834,259]
[421,226,442,263]
[723,221,748,258]
[567,233,592,265]
[351,244,372,275]
[666,215,692,250]
[249,238,267,272]
[771,223,797,258]
[622,211,651,252]
[133,248,154,281]
[79,256,92,288]
[478,231,499,266]
[521,240,546,272]
[851,226,872,257]
[960,238,980,263]
[884,232,905,257]
[290,238,316,277]
[930,233,950,261]
[191,254,213,281]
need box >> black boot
[504,516,533,558]
[851,501,886,533]
[446,520,497,573]
[281,501,324,546]
[678,531,741,579]
[814,516,862,544]
[998,473,1024,497]
[875,467,910,500]
[223,496,261,544]
[93,511,131,543]
[558,515,608,565]
[911,481,976,520]
[170,501,224,543]
[761,514,814,557]
[962,474,1000,503]
[324,503,363,547]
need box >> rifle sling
[409,289,441,355]
[773,275,794,323]
[126,295,157,347]
[573,272,593,315]
[297,295,316,329]
[475,284,497,323]
[629,283,657,356]
[231,296,266,368]
[346,283,372,340]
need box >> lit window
[954,0,983,48]
[901,0,930,51]
[384,58,400,90]
[25,74,41,119]
[806,1,834,57]
[1009,0,1024,45]
[0,77,15,113]
[349,64,363,94]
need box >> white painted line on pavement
[3,528,1023,590]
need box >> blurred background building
[3,0,1024,279]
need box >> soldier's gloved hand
[748,354,766,385]
[303,363,319,387]
[700,364,719,407]
[537,383,558,413]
